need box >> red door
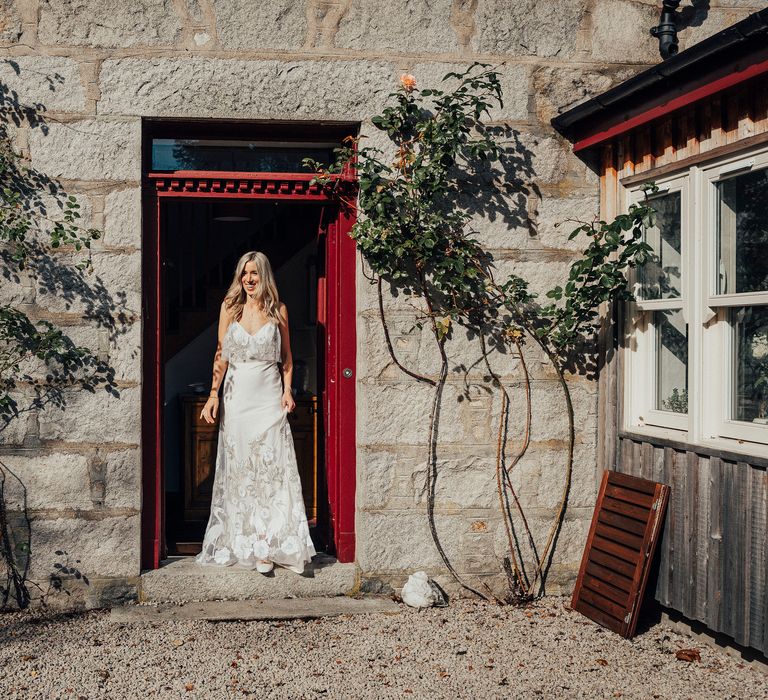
[320,204,357,563]
[141,171,356,569]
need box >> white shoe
[256,560,273,574]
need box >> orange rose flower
[399,74,417,91]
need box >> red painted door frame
[141,171,357,569]
[321,202,357,562]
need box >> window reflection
[640,191,682,300]
[655,309,688,413]
[716,168,768,294]
[732,306,768,424]
[151,139,335,173]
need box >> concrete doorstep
[109,596,401,622]
[139,553,357,603]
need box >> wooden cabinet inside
[181,394,218,523]
[172,393,319,554]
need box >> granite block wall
[0,0,761,606]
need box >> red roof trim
[573,58,768,153]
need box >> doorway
[141,126,358,570]
[162,199,325,554]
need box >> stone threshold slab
[139,553,358,603]
[110,596,400,622]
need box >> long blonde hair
[224,251,281,323]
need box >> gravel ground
[0,597,764,699]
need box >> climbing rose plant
[309,64,655,601]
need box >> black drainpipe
[650,0,683,59]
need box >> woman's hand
[200,396,219,424]
[282,389,295,413]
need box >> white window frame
[700,148,768,446]
[625,174,690,434]
[622,143,768,456]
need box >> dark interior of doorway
[161,199,330,556]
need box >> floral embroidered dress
[196,319,316,573]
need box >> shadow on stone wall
[0,62,132,344]
[679,0,711,32]
[451,125,598,379]
[0,62,125,609]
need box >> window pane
[655,309,688,413]
[640,191,682,300]
[731,306,768,424]
[151,139,334,172]
[716,168,768,294]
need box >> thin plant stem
[421,277,489,600]
[494,389,529,597]
[377,277,435,387]
[526,335,574,596]
[480,332,536,595]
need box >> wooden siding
[596,73,768,655]
[615,437,768,655]
[599,74,768,195]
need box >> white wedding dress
[196,319,316,573]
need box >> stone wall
[0,0,762,606]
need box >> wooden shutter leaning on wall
[572,470,670,638]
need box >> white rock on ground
[0,597,764,699]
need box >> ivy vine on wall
[308,64,655,601]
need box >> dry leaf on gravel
[675,648,701,663]
[596,659,609,666]
[185,683,194,691]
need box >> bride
[196,251,316,574]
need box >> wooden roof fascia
[552,8,768,152]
